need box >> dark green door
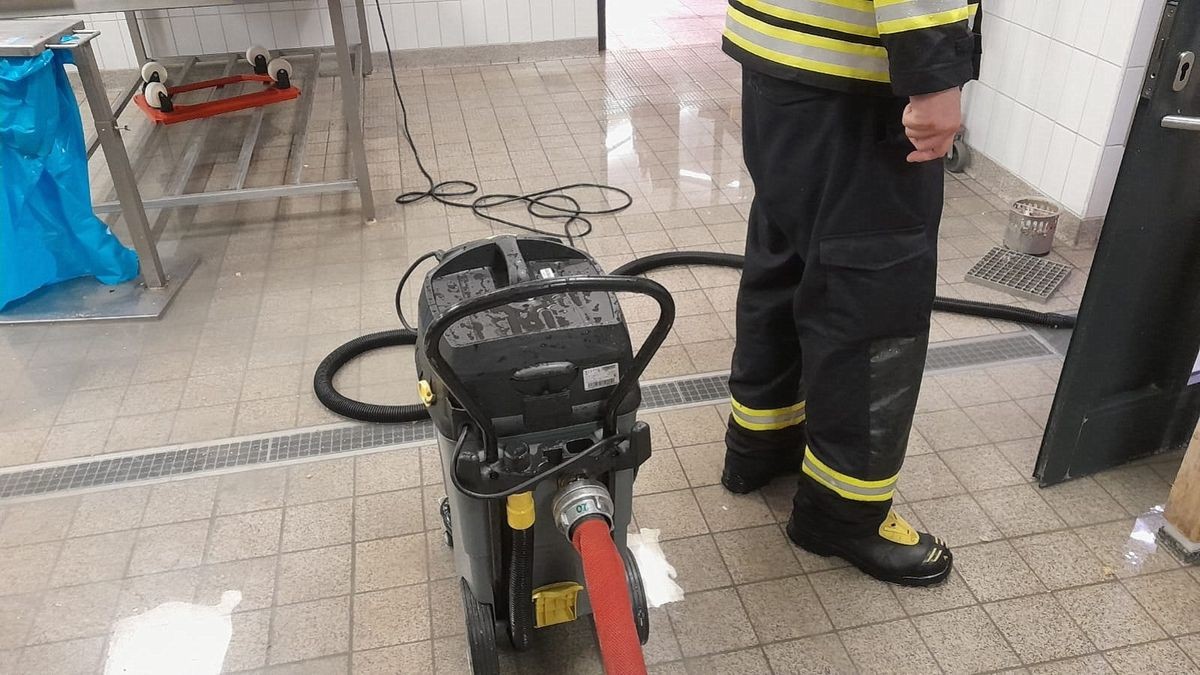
[1037,0,1200,485]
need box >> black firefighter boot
[786,496,952,587]
[721,420,806,494]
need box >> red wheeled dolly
[135,46,300,125]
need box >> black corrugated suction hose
[611,251,1078,330]
[312,250,1076,423]
[508,525,535,651]
[312,329,423,423]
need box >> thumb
[907,149,943,163]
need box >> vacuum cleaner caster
[440,496,453,548]
[621,546,651,645]
[460,577,501,675]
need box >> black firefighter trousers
[727,70,945,538]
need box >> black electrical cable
[395,250,441,331]
[373,0,631,246]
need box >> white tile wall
[966,0,1169,220]
[44,0,597,72]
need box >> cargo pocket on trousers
[817,227,936,337]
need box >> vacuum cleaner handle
[422,275,677,457]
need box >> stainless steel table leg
[73,38,167,288]
[124,11,148,64]
[326,0,376,221]
[354,0,374,76]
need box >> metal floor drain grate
[965,246,1072,302]
[0,332,1056,500]
[925,332,1053,371]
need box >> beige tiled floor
[607,0,726,50]
[1,8,1180,674]
[0,392,1192,673]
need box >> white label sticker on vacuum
[583,363,620,391]
[539,268,555,279]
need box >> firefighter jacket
[722,0,983,97]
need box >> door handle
[1161,115,1200,131]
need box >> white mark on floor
[628,528,685,607]
[104,590,242,675]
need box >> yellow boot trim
[506,492,535,530]
[879,510,920,546]
[730,398,807,431]
[801,448,897,502]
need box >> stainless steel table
[0,1,377,281]
[0,17,196,321]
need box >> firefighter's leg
[784,93,952,586]
[721,70,810,494]
[722,199,806,494]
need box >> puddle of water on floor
[104,590,242,675]
[1120,506,1169,574]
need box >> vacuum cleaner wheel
[460,577,501,674]
[621,545,651,645]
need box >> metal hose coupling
[551,479,614,539]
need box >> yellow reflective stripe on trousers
[730,399,807,431]
[736,0,881,38]
[801,447,898,501]
[724,8,891,83]
[874,0,971,33]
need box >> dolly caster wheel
[461,578,500,675]
[946,134,970,173]
[140,60,167,85]
[621,546,651,645]
[143,81,174,113]
[267,57,293,89]
[440,497,453,548]
[246,45,271,74]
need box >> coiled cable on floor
[373,0,631,245]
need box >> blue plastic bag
[0,44,139,311]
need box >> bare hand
[903,87,963,163]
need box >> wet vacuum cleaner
[417,236,673,674]
[134,46,299,125]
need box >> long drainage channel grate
[0,331,1055,500]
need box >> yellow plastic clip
[533,582,584,628]
[417,380,435,406]
[506,492,535,530]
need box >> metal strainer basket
[1005,197,1060,256]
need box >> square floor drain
[965,246,1072,302]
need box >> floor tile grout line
[348,452,360,664]
[2,329,1051,482]
[13,574,1199,671]
[0,476,1169,575]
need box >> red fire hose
[571,518,648,675]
